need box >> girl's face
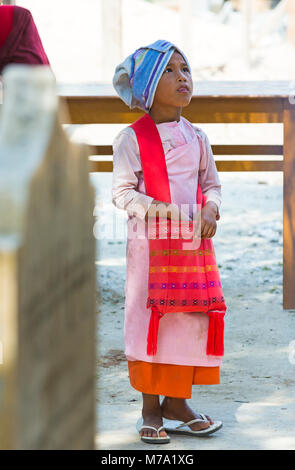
[151,50,193,110]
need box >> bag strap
[130,114,172,203]
[130,114,204,209]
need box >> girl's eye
[164,66,190,74]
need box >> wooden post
[100,0,122,82]
[287,0,295,45]
[242,0,252,68]
[0,251,18,449]
[196,0,210,13]
[283,101,295,309]
[179,0,193,60]
[0,66,96,449]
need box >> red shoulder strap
[130,113,205,208]
[130,114,171,204]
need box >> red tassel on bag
[206,311,225,356]
[147,306,164,356]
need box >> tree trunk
[100,0,122,82]
[287,0,295,45]
[179,0,193,60]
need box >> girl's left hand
[201,202,218,238]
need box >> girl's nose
[177,70,187,81]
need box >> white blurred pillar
[287,0,295,45]
[179,0,193,59]
[100,0,122,82]
[196,0,210,13]
[242,0,252,68]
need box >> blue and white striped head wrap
[112,39,191,112]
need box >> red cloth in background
[0,5,50,74]
[0,6,14,48]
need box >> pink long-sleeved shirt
[112,116,223,366]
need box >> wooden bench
[59,81,295,309]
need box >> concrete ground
[93,171,295,451]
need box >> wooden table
[58,81,295,309]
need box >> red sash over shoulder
[130,114,227,357]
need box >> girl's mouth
[177,87,189,94]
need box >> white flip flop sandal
[162,413,223,437]
[136,417,170,444]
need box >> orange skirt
[128,360,220,399]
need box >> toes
[197,422,210,430]
[205,414,214,425]
[189,423,209,431]
[190,414,211,430]
[140,429,156,438]
[140,428,167,438]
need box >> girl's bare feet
[160,396,214,431]
[140,393,169,439]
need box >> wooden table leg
[283,102,295,309]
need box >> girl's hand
[145,200,190,222]
[201,202,218,238]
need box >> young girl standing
[112,40,225,444]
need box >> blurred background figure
[12,0,295,83]
[0,2,50,75]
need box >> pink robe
[112,116,223,367]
